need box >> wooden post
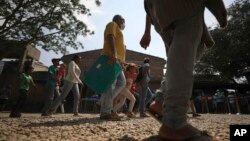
[235,92,241,115]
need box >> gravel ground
[0,112,250,141]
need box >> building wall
[0,50,166,113]
[0,61,48,112]
[62,49,166,91]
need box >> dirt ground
[1,112,250,141]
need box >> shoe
[140,112,149,117]
[127,112,136,118]
[9,112,21,118]
[100,113,123,121]
[73,112,80,116]
[193,113,201,117]
[47,108,55,116]
[110,112,124,120]
[159,124,214,141]
[41,112,49,117]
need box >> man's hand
[108,55,116,65]
[140,15,152,50]
[140,33,151,50]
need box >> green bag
[84,55,122,94]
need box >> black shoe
[100,113,123,121]
[47,108,55,116]
[192,114,201,117]
[41,112,49,117]
[9,112,21,118]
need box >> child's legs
[113,95,126,112]
[13,90,28,113]
[133,93,140,112]
[113,94,125,108]
[121,88,136,112]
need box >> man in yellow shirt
[100,15,126,120]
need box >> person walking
[41,58,61,116]
[9,65,35,118]
[140,0,227,140]
[137,57,151,117]
[55,63,66,113]
[99,15,127,120]
[113,63,137,118]
[48,55,83,116]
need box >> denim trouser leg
[100,71,126,116]
[71,83,80,113]
[162,11,203,129]
[139,83,148,114]
[54,87,65,113]
[51,80,74,112]
[145,87,153,107]
[42,85,55,114]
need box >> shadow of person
[142,135,165,141]
[117,135,137,141]
[23,117,105,128]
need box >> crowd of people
[0,0,233,140]
[192,89,250,115]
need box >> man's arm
[107,34,117,64]
[140,15,151,49]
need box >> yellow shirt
[102,22,126,63]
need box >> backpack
[135,67,143,83]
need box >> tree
[195,0,250,82]
[0,0,101,55]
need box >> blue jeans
[50,80,80,113]
[54,87,65,113]
[145,87,154,106]
[100,71,126,116]
[41,84,56,114]
[139,82,148,114]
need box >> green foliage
[195,0,250,81]
[0,0,101,54]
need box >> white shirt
[65,61,82,83]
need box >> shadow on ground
[23,117,106,128]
